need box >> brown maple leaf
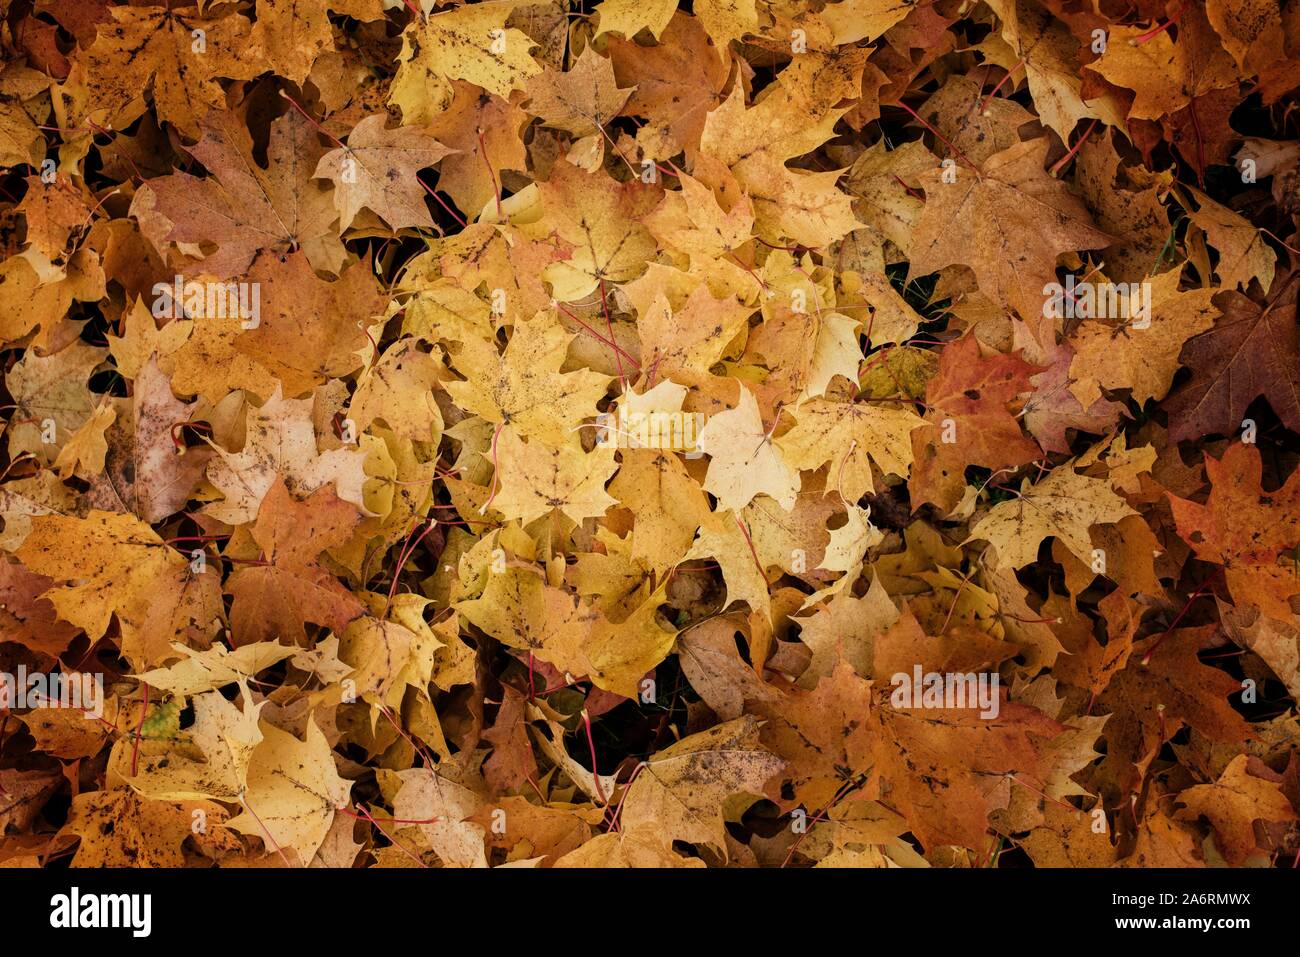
[1166,270,1300,441]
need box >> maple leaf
[872,605,1018,679]
[204,386,370,526]
[1067,266,1219,408]
[797,800,922,868]
[0,558,81,657]
[869,696,1064,852]
[16,510,223,669]
[337,607,428,709]
[739,490,842,576]
[43,716,131,774]
[425,81,528,216]
[1219,600,1300,701]
[51,399,112,480]
[391,767,488,868]
[348,338,444,444]
[458,565,674,697]
[482,686,538,795]
[473,794,599,865]
[226,479,364,646]
[0,64,47,170]
[867,614,1065,850]
[119,684,264,803]
[137,641,298,697]
[485,427,617,526]
[1021,799,1118,867]
[133,109,339,279]
[643,161,755,260]
[631,277,754,379]
[314,114,453,232]
[1205,0,1291,74]
[909,335,1042,512]
[917,74,1036,167]
[5,338,105,467]
[229,718,352,864]
[692,0,759,48]
[64,5,258,135]
[63,790,235,867]
[247,0,357,84]
[1087,7,1238,122]
[592,0,677,41]
[456,564,575,662]
[607,12,729,157]
[700,75,862,248]
[554,825,705,868]
[910,138,1112,326]
[1097,627,1252,778]
[16,173,91,273]
[1019,338,1125,455]
[985,0,1126,141]
[967,462,1137,569]
[236,250,387,397]
[683,508,772,622]
[434,222,574,322]
[1054,592,1142,698]
[85,355,210,523]
[1167,443,1300,621]
[1072,128,1176,286]
[778,397,921,502]
[697,384,800,513]
[845,139,933,257]
[677,616,782,720]
[609,449,711,572]
[445,316,609,447]
[0,251,105,348]
[1187,188,1277,292]
[755,658,875,809]
[1165,270,1300,441]
[1122,803,1208,868]
[0,769,62,836]
[394,1,541,102]
[619,716,784,853]
[531,161,660,301]
[524,46,634,138]
[1174,755,1297,866]
[794,573,899,684]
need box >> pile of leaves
[0,0,1298,869]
